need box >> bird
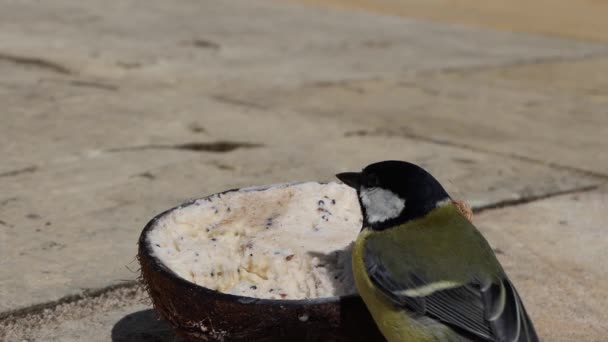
[336,160,538,342]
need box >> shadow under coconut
[111,309,180,342]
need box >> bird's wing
[365,234,538,342]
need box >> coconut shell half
[138,183,384,341]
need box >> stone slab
[1,0,607,322]
[232,57,608,175]
[475,187,608,341]
[0,84,601,312]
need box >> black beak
[336,172,362,188]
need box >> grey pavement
[1,0,607,340]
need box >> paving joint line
[472,184,600,214]
[297,49,608,90]
[346,128,608,180]
[434,49,608,75]
[412,134,608,180]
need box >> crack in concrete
[210,95,268,110]
[344,128,608,180]
[308,79,371,94]
[67,80,119,91]
[0,166,38,178]
[296,50,608,92]
[0,197,19,207]
[69,80,118,91]
[189,39,221,50]
[473,184,599,213]
[435,50,608,75]
[106,141,263,153]
[0,53,73,75]
[39,78,119,91]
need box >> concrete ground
[0,0,607,340]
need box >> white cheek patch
[360,187,406,223]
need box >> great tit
[337,160,538,342]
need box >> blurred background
[1,0,607,341]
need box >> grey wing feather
[483,280,539,342]
[365,246,539,342]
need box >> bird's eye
[366,174,380,187]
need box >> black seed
[331,199,336,205]
[211,238,217,241]
[318,200,325,206]
[155,244,161,247]
[250,285,257,290]
[210,272,215,277]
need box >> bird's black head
[336,160,450,230]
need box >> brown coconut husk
[137,188,383,342]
